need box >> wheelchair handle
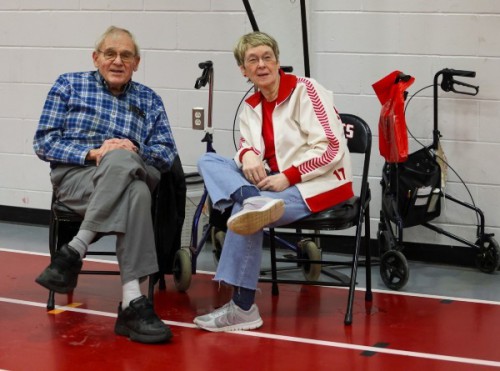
[198,61,213,69]
[194,60,213,89]
[194,60,214,129]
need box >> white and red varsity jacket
[234,71,354,213]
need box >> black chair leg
[148,275,156,305]
[47,290,55,311]
[344,261,357,325]
[364,206,373,302]
[344,223,364,325]
[269,229,280,296]
[159,275,166,290]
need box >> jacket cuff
[283,166,301,186]
[239,148,253,162]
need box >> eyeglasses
[244,54,276,66]
[98,49,137,63]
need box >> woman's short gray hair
[233,31,280,66]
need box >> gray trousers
[50,149,161,283]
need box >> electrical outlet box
[192,107,204,130]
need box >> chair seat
[283,196,359,231]
[53,200,83,222]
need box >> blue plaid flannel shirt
[33,71,177,172]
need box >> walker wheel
[173,248,192,292]
[211,227,226,265]
[299,240,322,281]
[475,236,500,273]
[380,250,409,290]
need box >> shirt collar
[93,70,133,95]
[245,69,298,108]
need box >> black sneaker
[115,296,172,344]
[35,244,82,293]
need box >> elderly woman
[194,31,353,332]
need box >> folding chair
[45,155,186,310]
[262,113,372,325]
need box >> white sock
[68,230,97,259]
[122,279,142,309]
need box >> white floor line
[1,296,499,368]
[368,287,500,306]
[0,247,50,257]
[0,246,119,264]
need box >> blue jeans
[197,152,312,290]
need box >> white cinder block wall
[0,0,499,247]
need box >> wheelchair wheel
[475,235,500,273]
[380,250,409,290]
[173,247,192,292]
[210,227,225,265]
[377,228,388,254]
[299,239,321,281]
[377,224,396,255]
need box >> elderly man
[33,26,177,344]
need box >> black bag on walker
[384,147,442,227]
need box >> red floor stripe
[1,249,500,370]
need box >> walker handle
[440,68,479,96]
[445,68,475,78]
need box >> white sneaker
[227,196,285,235]
[193,300,263,332]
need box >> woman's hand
[241,151,267,184]
[257,173,290,192]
